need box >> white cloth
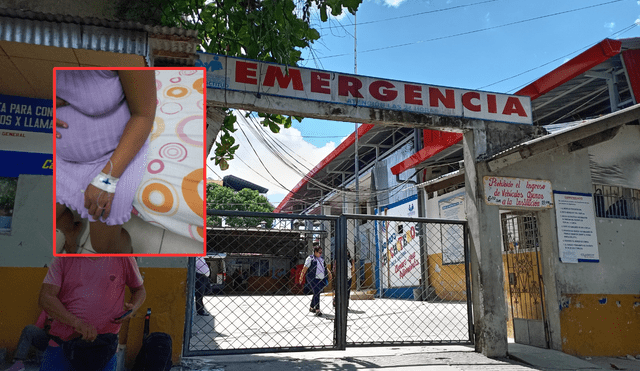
[304,255,325,280]
[132,70,205,243]
[196,257,210,276]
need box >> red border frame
[53,67,207,257]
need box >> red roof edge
[622,49,640,104]
[516,38,622,100]
[391,131,463,175]
[275,123,375,213]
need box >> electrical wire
[489,22,639,93]
[317,0,626,60]
[317,0,499,29]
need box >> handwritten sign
[554,191,599,263]
[483,176,553,208]
[375,195,421,288]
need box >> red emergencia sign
[197,53,532,125]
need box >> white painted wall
[490,131,640,296]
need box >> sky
[205,0,640,207]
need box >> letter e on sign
[235,61,258,85]
[311,72,331,94]
[404,84,423,105]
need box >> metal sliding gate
[183,210,472,356]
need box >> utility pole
[354,11,361,292]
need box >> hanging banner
[197,53,532,125]
[554,191,599,263]
[0,94,53,177]
[483,176,553,208]
[375,195,421,289]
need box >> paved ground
[5,294,639,371]
[4,342,640,370]
[189,294,469,352]
[174,344,640,371]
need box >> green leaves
[206,182,274,227]
[130,0,363,170]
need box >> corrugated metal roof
[0,8,200,66]
[0,8,197,37]
[0,15,149,60]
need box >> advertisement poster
[375,195,421,288]
[483,176,553,208]
[0,94,53,177]
[554,191,599,263]
[438,192,466,264]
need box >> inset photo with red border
[53,67,206,256]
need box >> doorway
[500,211,549,348]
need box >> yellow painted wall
[426,253,466,301]
[326,262,375,291]
[123,268,187,367]
[0,267,187,366]
[559,294,640,357]
[0,268,48,357]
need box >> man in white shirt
[195,256,211,316]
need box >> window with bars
[593,184,640,220]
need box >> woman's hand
[84,184,114,221]
[55,98,69,139]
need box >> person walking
[299,245,332,316]
[195,256,211,316]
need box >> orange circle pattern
[193,78,204,94]
[166,86,189,98]
[142,182,174,213]
[181,168,203,218]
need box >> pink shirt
[43,257,144,341]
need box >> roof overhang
[276,37,640,214]
[0,9,199,99]
[486,103,640,172]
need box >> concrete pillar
[463,129,508,357]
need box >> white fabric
[132,70,205,243]
[304,255,325,279]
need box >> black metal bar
[183,257,196,356]
[335,214,348,350]
[342,213,467,225]
[463,222,474,344]
[207,209,339,221]
[183,345,338,357]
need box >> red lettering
[235,61,258,85]
[263,66,303,90]
[429,87,455,109]
[462,92,481,112]
[404,84,423,105]
[369,80,397,102]
[338,76,364,98]
[311,72,331,94]
[502,97,527,117]
[487,94,497,114]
